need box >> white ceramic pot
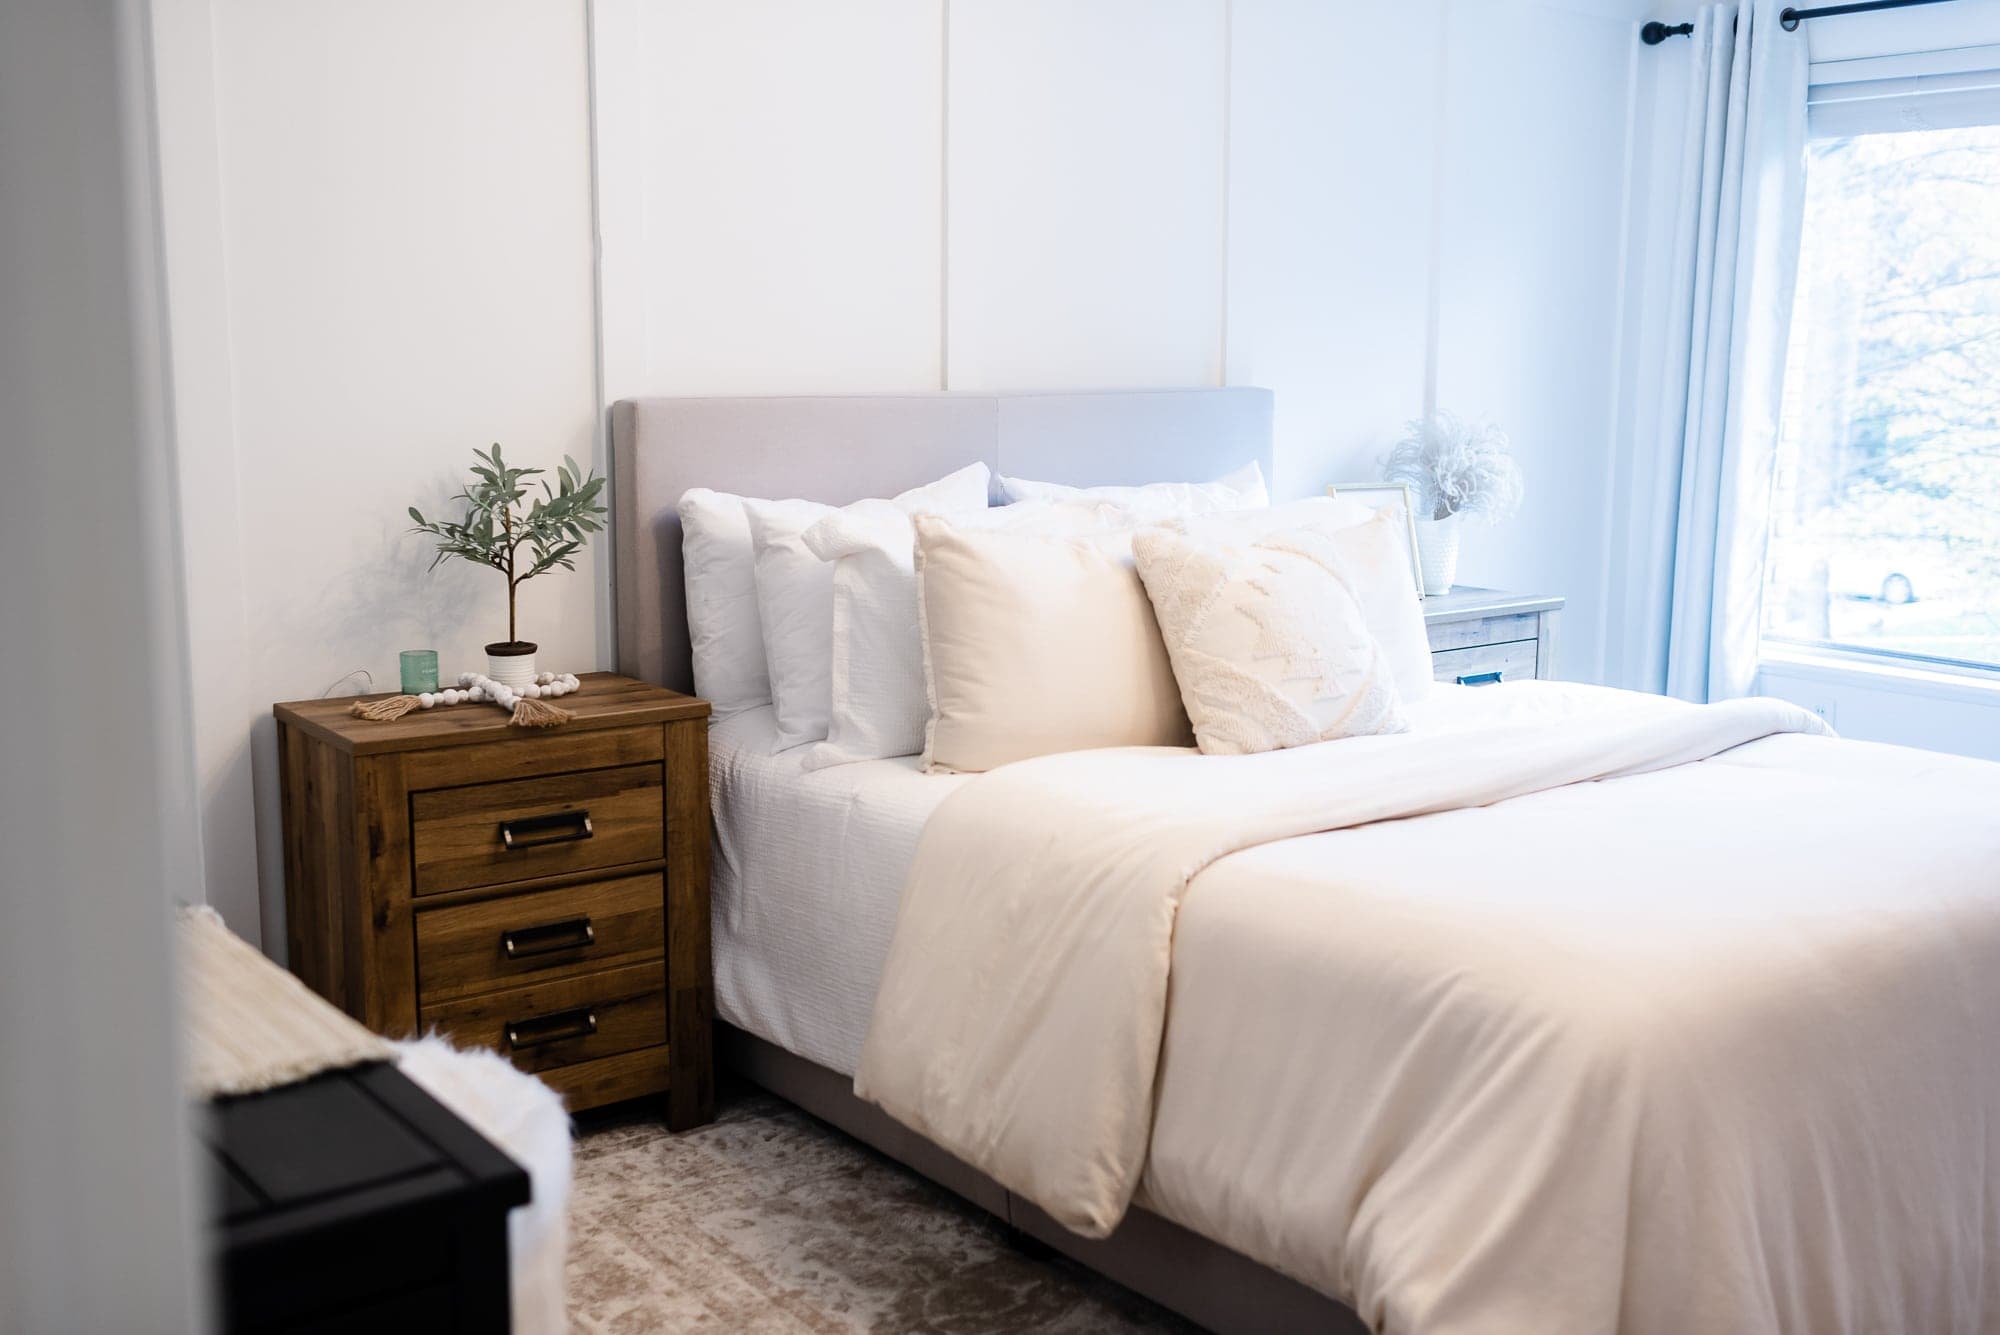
[1414,515,1462,596]
[485,642,538,689]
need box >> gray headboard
[610,388,1275,691]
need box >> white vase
[1413,515,1462,596]
[485,643,538,689]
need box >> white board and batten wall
[595,0,1658,657]
[154,0,603,946]
[158,0,1658,947]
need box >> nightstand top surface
[275,671,708,755]
[1422,586,1564,623]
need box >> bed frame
[610,389,1368,1335]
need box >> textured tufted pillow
[1172,501,1430,704]
[1132,524,1408,755]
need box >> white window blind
[1809,42,2000,136]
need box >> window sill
[1758,645,2000,706]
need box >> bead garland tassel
[348,672,582,728]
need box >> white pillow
[1132,525,1408,755]
[995,460,1269,518]
[1176,501,1430,703]
[915,512,1193,773]
[800,499,1135,770]
[678,489,771,717]
[746,463,990,752]
[1183,493,1373,536]
[797,499,929,770]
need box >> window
[1762,106,2000,673]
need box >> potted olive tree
[409,445,608,687]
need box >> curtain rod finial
[1641,19,1695,44]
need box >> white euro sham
[995,460,1269,518]
[743,463,989,753]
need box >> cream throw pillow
[1133,525,1408,755]
[801,499,1142,770]
[915,514,1193,773]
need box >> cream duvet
[855,683,2000,1334]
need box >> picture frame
[1326,481,1426,600]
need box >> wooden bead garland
[349,671,581,728]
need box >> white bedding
[856,682,2000,1334]
[709,705,965,1074]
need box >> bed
[610,390,2000,1335]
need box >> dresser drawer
[410,764,664,895]
[416,874,665,1005]
[419,963,666,1076]
[1431,638,1538,686]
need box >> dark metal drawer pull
[499,809,593,851]
[505,1007,597,1050]
[501,916,595,960]
[1457,670,1505,686]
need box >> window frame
[1758,60,2000,684]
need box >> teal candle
[399,648,440,695]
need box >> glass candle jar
[399,648,440,695]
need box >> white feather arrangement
[1384,413,1523,523]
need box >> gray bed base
[720,1024,1368,1335]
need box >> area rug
[567,1088,1197,1333]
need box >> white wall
[948,0,1228,390]
[163,0,1659,946]
[599,0,1655,685]
[155,0,603,946]
[1435,0,1649,688]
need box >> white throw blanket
[857,686,1830,1236]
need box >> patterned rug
[566,1086,1198,1333]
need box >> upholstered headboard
[610,388,1274,691]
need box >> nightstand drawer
[1432,638,1538,686]
[1425,612,1539,653]
[419,963,666,1076]
[410,764,664,895]
[416,874,665,1005]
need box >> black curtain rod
[1642,0,1958,45]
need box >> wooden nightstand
[273,673,714,1126]
[1423,588,1564,685]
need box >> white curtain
[1648,1,1809,702]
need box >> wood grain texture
[1430,639,1539,685]
[664,717,715,1131]
[278,724,355,1015]
[400,724,662,791]
[536,1046,671,1109]
[417,874,665,1005]
[1537,609,1563,679]
[409,763,664,896]
[1422,588,1564,682]
[1420,586,1565,624]
[1424,612,1539,653]
[274,674,712,1120]
[419,962,666,1076]
[273,671,707,757]
[351,753,418,1036]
